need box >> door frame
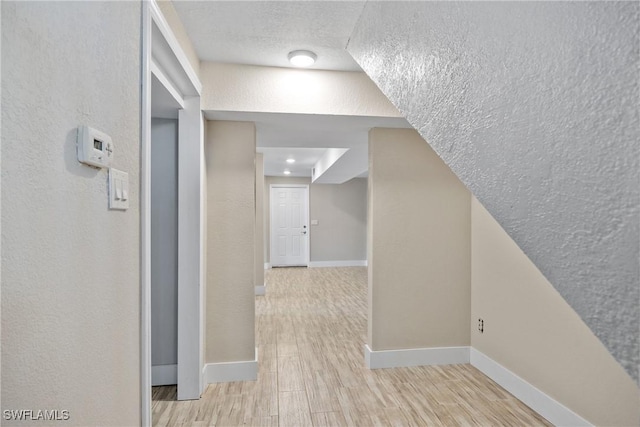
[141,1,204,424]
[269,184,310,267]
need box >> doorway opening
[141,2,204,425]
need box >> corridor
[152,267,550,426]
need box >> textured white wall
[349,1,639,383]
[2,2,141,425]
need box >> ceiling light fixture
[283,170,292,175]
[286,158,296,164]
[288,50,317,68]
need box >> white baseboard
[203,348,258,383]
[309,260,368,268]
[255,284,266,296]
[364,344,470,369]
[470,348,591,427]
[264,262,271,270]
[151,364,177,386]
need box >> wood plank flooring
[152,267,551,426]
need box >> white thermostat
[77,125,113,168]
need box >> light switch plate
[311,219,319,225]
[109,168,129,210]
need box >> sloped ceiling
[348,1,639,383]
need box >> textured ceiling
[173,1,366,71]
[172,1,395,180]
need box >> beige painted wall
[264,177,367,264]
[368,128,471,350]
[200,62,401,117]
[1,2,141,425]
[205,121,256,363]
[471,197,640,426]
[156,0,200,78]
[309,178,367,262]
[255,153,265,288]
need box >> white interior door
[271,186,309,267]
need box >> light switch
[109,168,129,210]
[115,179,123,200]
[311,219,319,226]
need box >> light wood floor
[153,267,551,427]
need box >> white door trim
[269,184,310,267]
[177,97,203,400]
[141,5,152,426]
[142,1,203,424]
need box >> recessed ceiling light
[288,50,316,68]
[286,158,296,164]
[283,170,292,175]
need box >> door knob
[302,231,307,235]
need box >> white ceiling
[206,111,411,179]
[257,147,327,177]
[174,1,411,181]
[173,1,366,72]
